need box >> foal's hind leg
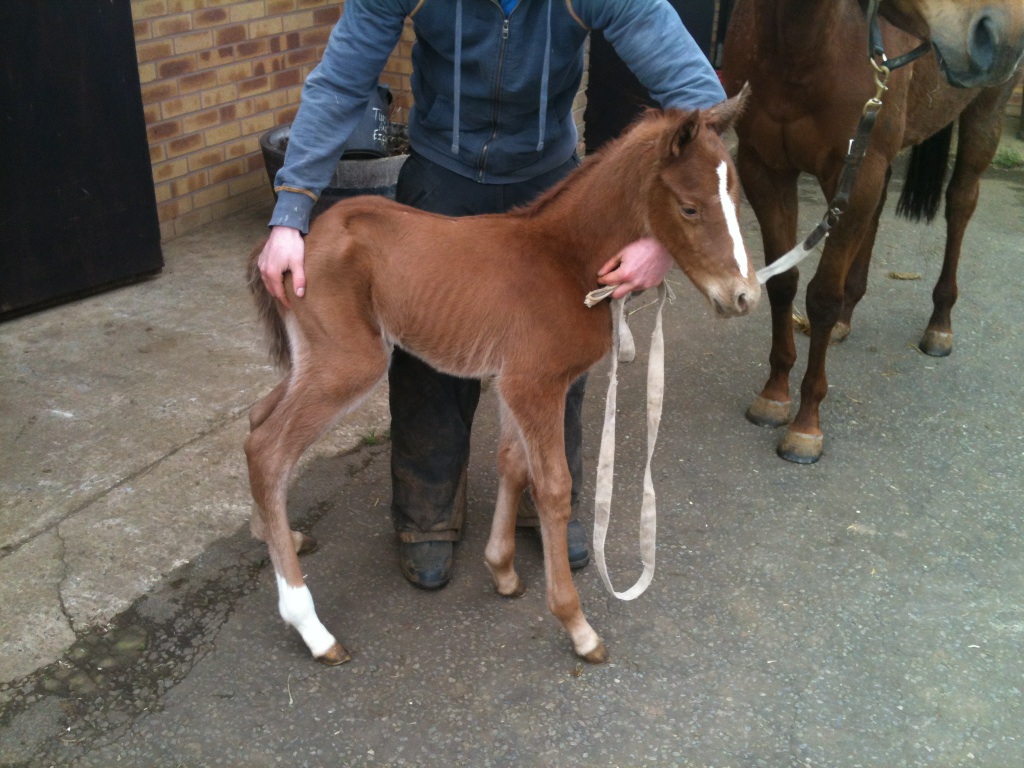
[484,399,529,598]
[248,378,319,556]
[246,337,389,664]
[501,380,607,663]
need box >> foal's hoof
[500,579,527,599]
[316,642,352,666]
[777,429,823,464]
[830,321,851,344]
[919,330,953,357]
[292,531,319,556]
[746,395,792,428]
[579,641,610,665]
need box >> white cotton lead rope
[755,234,827,284]
[584,282,668,600]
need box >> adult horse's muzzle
[931,7,1024,87]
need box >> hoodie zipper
[477,7,513,181]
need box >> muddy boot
[389,348,477,590]
[399,540,454,590]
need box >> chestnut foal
[245,88,758,665]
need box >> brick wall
[131,0,415,242]
[131,1,593,243]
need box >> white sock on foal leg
[276,574,337,658]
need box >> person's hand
[597,237,673,299]
[258,225,305,308]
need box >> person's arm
[258,225,306,306]
[577,0,725,111]
[260,0,410,303]
[270,1,409,233]
[578,0,726,296]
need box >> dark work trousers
[390,150,587,542]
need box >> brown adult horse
[721,0,1024,463]
[244,90,759,666]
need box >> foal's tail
[247,242,291,370]
[895,122,953,223]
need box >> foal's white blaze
[276,574,337,657]
[717,160,748,278]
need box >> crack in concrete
[0,405,254,563]
[53,522,75,634]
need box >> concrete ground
[1,141,1023,765]
[0,205,392,683]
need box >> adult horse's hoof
[580,641,610,665]
[830,321,851,344]
[316,642,352,666]
[919,330,953,357]
[746,395,791,428]
[777,430,823,464]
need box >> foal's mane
[514,108,670,218]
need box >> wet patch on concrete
[0,444,386,766]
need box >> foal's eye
[679,204,699,218]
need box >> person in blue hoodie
[258,0,726,590]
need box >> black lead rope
[866,0,932,69]
[756,0,933,283]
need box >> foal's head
[646,86,759,318]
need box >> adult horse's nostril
[969,12,997,73]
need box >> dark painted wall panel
[1,0,162,319]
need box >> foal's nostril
[970,12,997,72]
[736,291,749,313]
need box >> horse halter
[756,0,932,283]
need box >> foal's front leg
[502,386,607,663]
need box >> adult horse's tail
[895,122,954,223]
[247,243,291,370]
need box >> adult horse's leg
[738,146,802,429]
[779,158,893,463]
[245,326,389,665]
[920,83,1016,355]
[500,378,607,663]
[484,398,529,598]
[833,167,894,343]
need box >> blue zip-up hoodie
[271,0,726,233]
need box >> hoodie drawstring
[451,0,463,154]
[536,0,551,151]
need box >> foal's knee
[530,479,572,523]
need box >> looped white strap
[589,282,667,600]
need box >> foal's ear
[705,82,751,135]
[666,110,701,157]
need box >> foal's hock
[245,88,758,665]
